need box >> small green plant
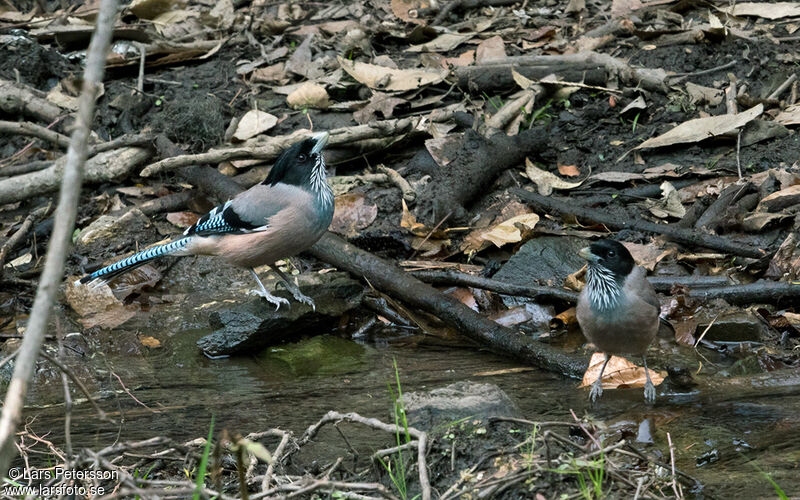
[133,464,157,500]
[193,415,215,500]
[380,359,420,500]
[631,112,641,133]
[550,453,606,500]
[749,460,788,500]
[482,92,504,113]
[522,424,539,472]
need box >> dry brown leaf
[686,82,724,106]
[390,0,429,24]
[444,49,475,67]
[461,213,539,254]
[286,83,330,109]
[400,199,444,237]
[775,103,800,125]
[251,62,288,84]
[646,181,686,219]
[611,0,642,18]
[448,287,478,311]
[524,158,584,195]
[353,92,406,123]
[550,307,577,328]
[475,35,506,63]
[635,105,763,150]
[129,0,175,19]
[558,164,581,177]
[407,33,472,53]
[721,2,800,19]
[338,56,448,92]
[579,352,665,389]
[330,193,378,238]
[140,336,162,348]
[233,110,278,140]
[166,211,200,228]
[673,319,697,346]
[621,241,673,271]
[758,184,800,212]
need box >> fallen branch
[0,120,71,149]
[685,280,800,305]
[0,78,65,123]
[410,269,579,302]
[0,146,152,206]
[456,51,668,94]
[139,118,416,177]
[512,188,765,258]
[0,0,119,476]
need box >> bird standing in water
[77,132,334,310]
[576,240,660,403]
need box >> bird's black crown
[588,239,635,277]
[263,136,325,188]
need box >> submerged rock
[196,272,364,356]
[697,311,765,343]
[402,381,521,431]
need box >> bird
[76,132,334,311]
[576,239,660,404]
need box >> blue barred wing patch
[184,200,267,236]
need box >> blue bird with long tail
[76,132,334,310]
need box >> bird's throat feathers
[586,264,623,312]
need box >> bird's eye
[297,154,307,163]
[608,250,616,257]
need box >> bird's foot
[643,381,657,403]
[589,378,604,404]
[289,289,316,312]
[249,289,290,310]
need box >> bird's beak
[311,131,329,155]
[579,247,599,263]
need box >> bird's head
[579,239,635,280]
[263,132,330,192]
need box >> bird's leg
[248,268,290,310]
[589,353,611,404]
[272,267,316,311]
[642,355,657,403]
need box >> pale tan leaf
[406,33,472,53]
[286,83,330,109]
[579,352,665,389]
[721,2,800,19]
[338,56,448,92]
[233,110,278,140]
[634,105,763,150]
[524,158,584,196]
[461,213,539,253]
[775,103,800,125]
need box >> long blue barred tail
[76,237,191,285]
